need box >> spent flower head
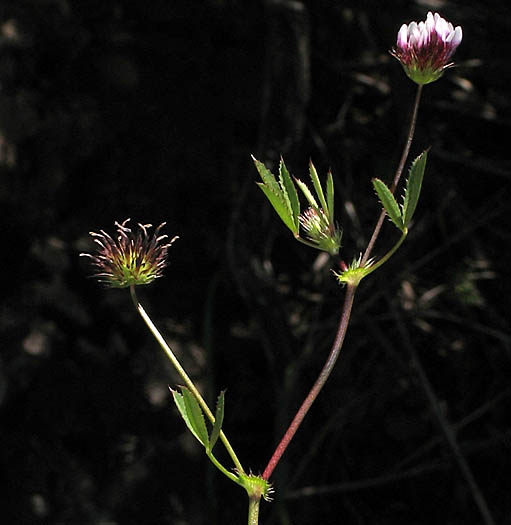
[391,11,462,85]
[81,219,178,288]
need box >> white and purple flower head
[391,12,462,85]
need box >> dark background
[1,1,510,523]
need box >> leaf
[372,178,404,231]
[208,391,225,452]
[181,387,209,448]
[253,156,298,235]
[275,164,296,233]
[256,183,297,234]
[309,161,329,214]
[252,156,280,196]
[172,389,200,442]
[295,178,320,212]
[279,158,300,231]
[172,387,209,448]
[326,170,335,224]
[402,150,428,228]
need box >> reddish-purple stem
[361,84,423,265]
[262,284,357,480]
[262,84,423,482]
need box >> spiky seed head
[80,219,178,288]
[391,12,462,85]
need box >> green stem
[129,285,245,476]
[295,235,322,251]
[364,229,407,276]
[206,451,240,484]
[247,495,261,525]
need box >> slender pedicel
[81,220,245,475]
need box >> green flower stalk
[81,219,246,486]
[80,219,178,287]
[391,12,462,85]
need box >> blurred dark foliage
[1,0,510,523]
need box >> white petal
[408,22,420,45]
[397,24,408,47]
[418,30,427,47]
[450,26,463,46]
[425,12,435,33]
[435,17,450,39]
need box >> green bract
[238,473,273,502]
[333,256,375,287]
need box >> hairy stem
[262,283,357,480]
[129,285,245,476]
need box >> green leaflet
[253,156,299,235]
[256,183,297,234]
[172,386,226,454]
[309,161,329,214]
[402,150,428,228]
[372,178,404,231]
[254,155,341,254]
[172,387,209,447]
[326,171,335,225]
[295,178,320,212]
[208,390,225,452]
[279,159,300,231]
[252,156,280,195]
